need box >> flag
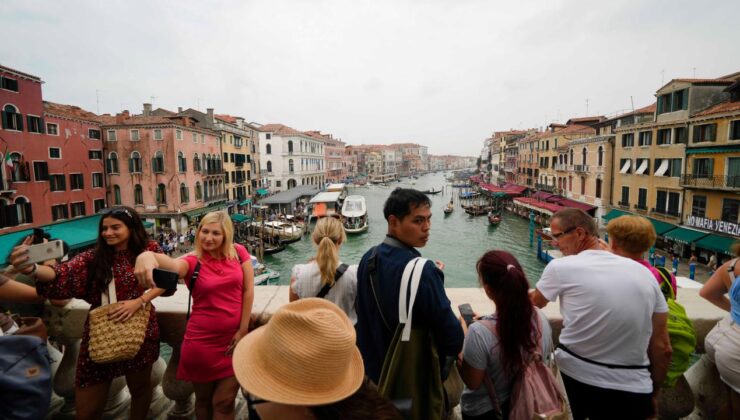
[4,147,12,167]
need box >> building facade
[258,124,325,192]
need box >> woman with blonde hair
[135,211,254,420]
[290,217,358,323]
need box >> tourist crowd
[1,188,738,419]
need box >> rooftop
[44,101,100,123]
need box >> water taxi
[341,195,368,233]
[250,255,280,285]
[308,191,343,221]
[261,221,303,243]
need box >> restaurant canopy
[663,226,709,245]
[695,234,737,256]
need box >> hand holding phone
[458,303,475,327]
[152,268,178,296]
[23,240,65,267]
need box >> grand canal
[262,172,546,287]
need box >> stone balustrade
[45,285,729,419]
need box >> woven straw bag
[88,274,150,364]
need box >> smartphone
[24,240,65,266]
[32,228,46,245]
[458,303,475,327]
[152,268,178,296]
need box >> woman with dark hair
[459,250,553,420]
[8,206,164,420]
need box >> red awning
[514,197,565,214]
[548,197,597,215]
[532,191,555,201]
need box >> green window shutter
[709,124,716,141]
[708,158,714,176]
[693,126,700,142]
[16,113,23,131]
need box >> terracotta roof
[694,100,740,117]
[44,102,100,123]
[0,64,42,82]
[258,124,307,137]
[215,114,237,123]
[95,114,183,126]
[555,124,596,135]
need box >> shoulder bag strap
[478,319,504,416]
[400,257,427,342]
[102,271,117,306]
[556,343,650,369]
[727,258,739,284]
[316,263,349,298]
[186,262,202,321]
[367,246,393,333]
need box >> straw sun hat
[233,298,364,406]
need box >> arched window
[569,149,574,165]
[152,151,164,173]
[581,147,587,165]
[267,161,272,173]
[178,151,187,172]
[580,176,586,195]
[2,105,22,131]
[14,197,32,225]
[134,184,143,205]
[596,178,602,198]
[195,182,203,200]
[597,146,604,167]
[129,151,142,173]
[288,141,293,153]
[8,152,26,182]
[180,183,189,203]
[156,183,167,205]
[288,179,297,189]
[568,176,573,192]
[289,159,294,173]
[107,152,119,174]
[266,144,272,155]
[113,185,121,205]
[193,153,201,172]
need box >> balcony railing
[573,164,589,173]
[535,183,556,192]
[682,174,740,189]
[204,193,227,203]
[554,164,569,171]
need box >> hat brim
[233,325,364,406]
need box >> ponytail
[311,217,347,287]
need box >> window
[33,162,49,181]
[595,178,602,198]
[691,195,706,218]
[113,185,121,205]
[1,105,23,131]
[156,184,167,205]
[26,115,43,133]
[580,176,585,195]
[657,89,688,114]
[619,158,632,174]
[88,150,103,160]
[180,183,189,203]
[267,161,272,172]
[92,173,103,188]
[129,151,142,173]
[195,182,202,200]
[154,129,162,140]
[674,127,688,144]
[266,133,271,140]
[70,174,84,190]
[656,129,671,145]
[638,131,652,146]
[597,146,604,166]
[51,204,69,221]
[46,123,59,135]
[201,134,205,144]
[621,133,635,147]
[178,152,187,172]
[107,129,117,141]
[193,132,198,143]
[729,157,740,188]
[49,148,61,159]
[276,180,282,188]
[70,202,86,218]
[669,158,682,177]
[656,190,667,213]
[176,129,182,140]
[1,76,19,92]
[49,174,66,191]
[693,123,717,142]
[288,141,294,153]
[132,184,143,205]
[668,192,680,216]
[655,190,680,216]
[620,186,629,206]
[152,151,164,173]
[223,153,229,163]
[289,159,294,172]
[193,153,201,172]
[637,188,648,210]
[15,198,33,224]
[266,144,272,154]
[88,129,101,140]
[107,152,119,174]
[94,199,105,213]
[722,199,740,223]
[130,129,140,141]
[635,158,650,175]
[693,158,714,178]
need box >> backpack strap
[399,257,427,342]
[367,246,393,333]
[316,263,349,298]
[727,258,739,283]
[186,262,202,321]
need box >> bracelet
[139,296,147,308]
[24,263,38,277]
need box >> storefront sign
[686,215,740,236]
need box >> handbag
[88,273,151,364]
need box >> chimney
[143,103,152,116]
[207,108,214,122]
[115,110,130,125]
[178,107,183,113]
[236,117,244,128]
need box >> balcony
[535,183,556,193]
[652,207,681,218]
[573,164,589,173]
[682,174,740,190]
[554,164,569,171]
[204,193,227,203]
[618,201,630,209]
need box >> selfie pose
[135,211,254,420]
[8,206,164,420]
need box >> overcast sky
[2,0,739,156]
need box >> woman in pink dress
[135,211,254,420]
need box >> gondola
[423,188,442,195]
[488,213,502,225]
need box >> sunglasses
[99,207,133,218]
[551,226,577,240]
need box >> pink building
[306,131,347,183]
[98,105,224,232]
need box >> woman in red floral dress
[9,206,165,420]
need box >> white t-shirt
[536,250,668,393]
[291,261,358,324]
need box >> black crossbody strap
[557,343,650,369]
[367,246,393,333]
[186,261,202,321]
[316,263,349,298]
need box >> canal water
[263,172,546,287]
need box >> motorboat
[341,195,368,233]
[261,221,303,243]
[251,255,280,285]
[443,201,454,215]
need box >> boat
[251,255,280,285]
[326,183,348,205]
[261,221,303,243]
[452,183,470,188]
[308,191,343,222]
[443,201,454,215]
[488,213,502,225]
[423,188,442,195]
[465,205,489,216]
[341,195,369,233]
[459,191,480,199]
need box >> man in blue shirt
[355,188,464,383]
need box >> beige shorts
[705,315,740,393]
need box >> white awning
[655,159,669,177]
[635,159,648,175]
[619,159,631,174]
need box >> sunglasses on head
[99,207,133,218]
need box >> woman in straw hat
[233,298,401,419]
[289,217,358,323]
[135,211,254,420]
[8,206,164,420]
